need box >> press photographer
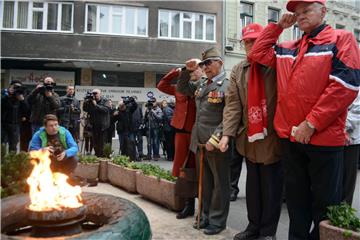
[82,89,111,157]
[114,96,139,160]
[58,86,81,142]
[144,97,163,160]
[1,80,29,151]
[27,77,60,134]
[29,114,79,175]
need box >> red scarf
[247,60,268,142]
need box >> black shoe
[193,220,208,230]
[176,199,195,219]
[233,230,259,240]
[203,225,225,235]
[230,193,237,201]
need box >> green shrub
[1,151,32,198]
[327,202,360,234]
[79,155,99,164]
[112,155,130,167]
[139,163,176,182]
[111,156,175,182]
[103,143,113,159]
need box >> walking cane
[197,144,206,230]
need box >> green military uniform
[177,48,230,229]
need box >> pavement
[83,155,360,240]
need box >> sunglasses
[92,92,99,95]
[199,59,215,67]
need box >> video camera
[13,84,26,95]
[145,97,156,110]
[121,96,135,105]
[84,91,95,101]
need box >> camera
[145,98,156,109]
[13,84,26,95]
[84,91,95,101]
[121,96,135,105]
[38,82,56,93]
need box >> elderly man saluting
[249,0,360,239]
[177,47,230,235]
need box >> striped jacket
[250,23,360,146]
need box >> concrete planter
[320,220,360,240]
[98,158,109,182]
[74,162,100,180]
[108,163,138,193]
[136,172,185,211]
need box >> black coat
[58,95,81,129]
[83,97,111,131]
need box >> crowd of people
[1,0,360,239]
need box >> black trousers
[163,130,175,160]
[230,145,243,196]
[342,144,360,205]
[1,123,20,152]
[245,160,283,236]
[282,140,343,240]
[50,156,78,175]
[92,128,106,157]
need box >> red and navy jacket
[249,23,360,146]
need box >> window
[240,1,253,33]
[158,9,216,42]
[336,24,345,29]
[85,4,148,36]
[354,29,360,48]
[293,25,303,40]
[1,0,73,32]
[240,1,253,39]
[268,8,279,23]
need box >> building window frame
[0,0,74,33]
[354,29,360,48]
[292,24,303,40]
[240,1,253,38]
[268,7,280,24]
[335,23,345,30]
[84,3,149,37]
[158,9,216,42]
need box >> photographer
[27,77,60,134]
[114,96,138,160]
[82,89,110,157]
[58,86,81,142]
[29,114,78,175]
[144,98,163,160]
[1,80,29,151]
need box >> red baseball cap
[286,0,326,12]
[241,23,264,40]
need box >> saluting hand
[278,13,297,29]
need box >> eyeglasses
[92,92,99,95]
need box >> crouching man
[29,114,79,175]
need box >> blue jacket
[29,126,78,158]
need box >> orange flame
[27,149,83,211]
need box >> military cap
[200,47,222,63]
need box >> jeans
[147,128,159,157]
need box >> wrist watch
[306,120,315,130]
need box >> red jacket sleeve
[157,68,179,96]
[249,23,283,68]
[307,31,360,131]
